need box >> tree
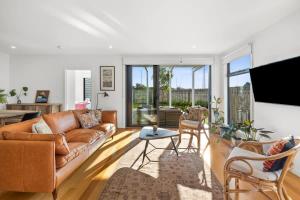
[159,67,173,98]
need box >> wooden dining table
[0,110,37,127]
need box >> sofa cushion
[2,132,70,155]
[72,109,89,128]
[32,119,53,134]
[56,142,88,168]
[77,112,99,129]
[89,109,102,123]
[91,123,116,134]
[66,129,104,144]
[0,117,41,133]
[43,111,79,133]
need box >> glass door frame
[126,65,160,127]
[126,65,212,127]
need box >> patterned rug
[100,132,224,200]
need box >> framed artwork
[35,90,50,103]
[100,66,115,91]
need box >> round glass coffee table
[132,126,179,168]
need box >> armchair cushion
[180,120,200,129]
[228,147,281,181]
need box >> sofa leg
[52,189,57,200]
[111,135,114,140]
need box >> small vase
[17,98,21,104]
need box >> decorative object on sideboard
[100,66,115,91]
[96,92,109,109]
[9,87,28,104]
[35,90,50,103]
[0,89,8,104]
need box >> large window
[227,55,251,124]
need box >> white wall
[10,55,217,128]
[252,11,300,175]
[10,55,124,127]
[0,52,10,109]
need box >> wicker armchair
[178,107,209,150]
[224,137,300,200]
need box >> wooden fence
[132,87,250,123]
[132,88,209,105]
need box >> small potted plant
[9,87,29,104]
[210,96,225,134]
[220,120,272,147]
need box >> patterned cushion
[187,107,207,121]
[78,112,99,129]
[263,140,286,171]
[264,137,296,171]
[89,109,102,123]
[32,119,53,134]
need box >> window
[227,55,251,124]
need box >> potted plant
[210,96,225,134]
[0,89,8,104]
[220,120,272,146]
[9,87,28,104]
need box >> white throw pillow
[32,119,53,134]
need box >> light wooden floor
[0,128,300,200]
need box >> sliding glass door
[126,65,159,127]
[126,65,211,127]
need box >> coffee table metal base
[131,137,178,169]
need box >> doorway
[126,65,211,127]
[65,70,92,110]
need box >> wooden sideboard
[6,103,62,114]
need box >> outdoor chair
[224,137,300,200]
[178,106,209,151]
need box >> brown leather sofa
[0,109,117,199]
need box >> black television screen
[250,56,300,106]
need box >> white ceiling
[0,0,299,55]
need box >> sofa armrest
[0,140,56,193]
[102,110,117,128]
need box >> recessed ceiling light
[109,45,113,49]
[11,45,16,49]
[192,45,197,49]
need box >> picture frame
[100,66,115,91]
[35,90,50,103]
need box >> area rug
[99,132,224,200]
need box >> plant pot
[213,111,219,122]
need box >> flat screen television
[249,56,300,106]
